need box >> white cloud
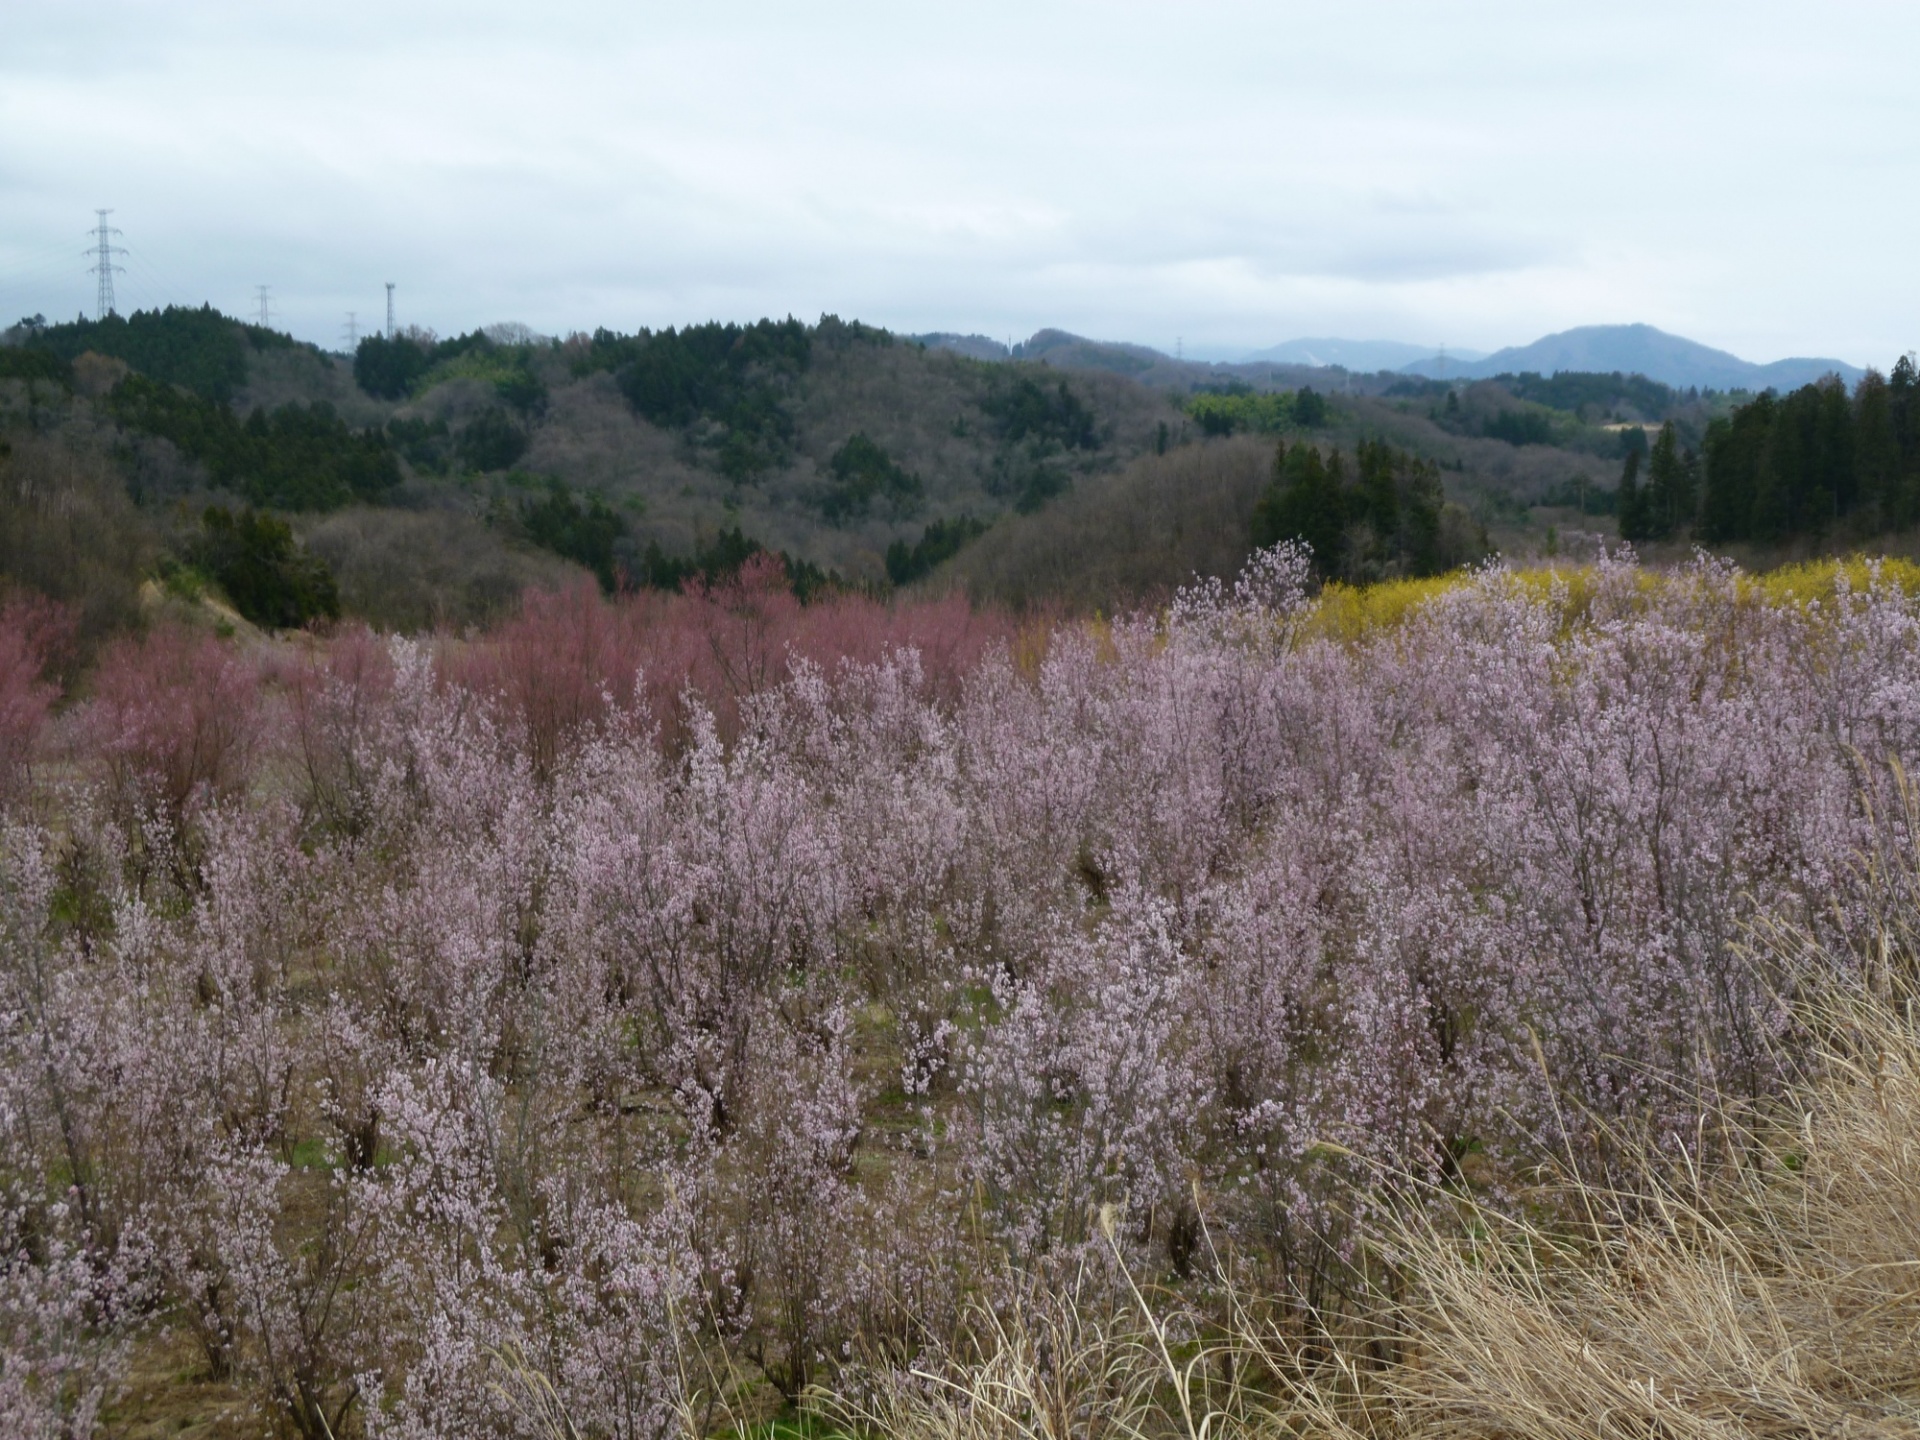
[3,0,1915,364]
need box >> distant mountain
[1242,337,1488,371]
[1397,324,1863,391]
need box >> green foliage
[590,319,813,482]
[0,348,71,387]
[424,348,547,411]
[1617,425,1703,543]
[27,304,290,403]
[187,506,340,628]
[637,525,764,592]
[514,480,626,591]
[1186,390,1292,436]
[385,415,451,472]
[1253,437,1463,582]
[1494,370,1681,417]
[819,433,922,523]
[457,408,529,473]
[354,330,549,409]
[886,515,988,586]
[975,371,1100,514]
[1254,444,1350,576]
[636,525,838,600]
[353,334,431,400]
[1617,448,1649,541]
[812,313,895,350]
[1481,409,1557,446]
[1643,423,1696,540]
[980,371,1099,449]
[987,452,1072,514]
[108,373,401,510]
[1698,362,1920,544]
[1184,385,1329,436]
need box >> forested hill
[2,304,1916,643]
[1,307,1189,636]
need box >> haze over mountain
[919,323,1866,396]
[1395,324,1864,391]
[1240,338,1490,371]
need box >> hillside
[0,310,1193,632]
[5,305,1914,638]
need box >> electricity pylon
[88,210,125,319]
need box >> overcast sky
[2,1,1914,363]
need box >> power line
[0,244,91,318]
[385,282,395,339]
[87,209,125,319]
[255,284,273,328]
[342,311,358,350]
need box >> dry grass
[1377,983,1920,1439]
[809,984,1920,1440]
[808,869,1920,1440]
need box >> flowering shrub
[4,549,1920,1434]
[0,596,67,802]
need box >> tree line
[1618,357,1920,545]
[107,374,401,511]
[353,328,548,410]
[23,304,292,403]
[568,318,820,482]
[1252,437,1482,581]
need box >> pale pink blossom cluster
[2,548,1917,1435]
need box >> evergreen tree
[190,507,340,628]
[1252,438,1457,582]
[1855,370,1900,531]
[1253,441,1348,577]
[1890,355,1920,529]
[1700,394,1770,542]
[1677,446,1701,529]
[1644,423,1682,539]
[1617,448,1649,542]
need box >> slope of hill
[1399,323,1863,390]
[1,310,1194,631]
[517,323,1181,578]
[936,436,1277,609]
[12,305,1906,637]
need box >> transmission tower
[342,311,359,349]
[385,282,395,339]
[255,285,273,328]
[87,209,125,319]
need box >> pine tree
[1617,448,1649,542]
[1855,370,1899,531]
[1253,441,1348,578]
[1644,423,1682,539]
[1891,355,1920,529]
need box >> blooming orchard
[2,549,1917,1437]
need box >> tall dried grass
[810,811,1920,1440]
